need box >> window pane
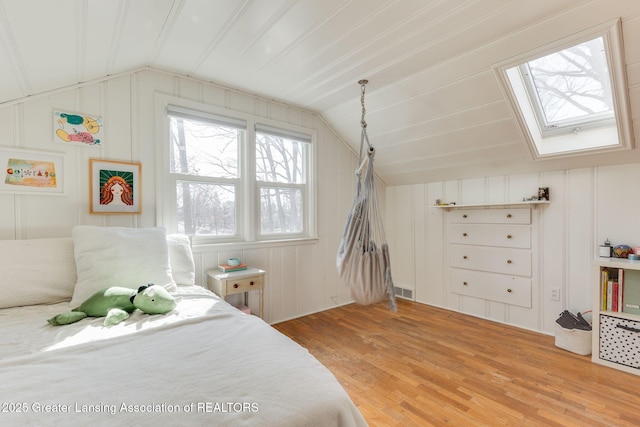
[259,187,302,234]
[169,115,239,179]
[526,37,613,126]
[176,181,235,236]
[256,133,306,184]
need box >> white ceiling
[2,0,640,185]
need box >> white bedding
[0,285,367,427]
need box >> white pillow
[70,226,176,306]
[167,234,195,286]
[0,237,76,308]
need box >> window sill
[191,237,319,253]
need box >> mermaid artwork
[101,175,134,206]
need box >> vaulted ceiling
[2,0,640,185]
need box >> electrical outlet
[551,288,560,301]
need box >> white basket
[554,323,592,356]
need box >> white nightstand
[206,267,266,318]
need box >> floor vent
[394,287,413,300]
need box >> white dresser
[448,207,532,308]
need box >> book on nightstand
[218,263,248,272]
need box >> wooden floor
[273,299,640,427]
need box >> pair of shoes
[556,310,591,331]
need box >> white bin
[554,323,592,355]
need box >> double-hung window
[167,106,245,239]
[161,100,314,244]
[255,125,310,238]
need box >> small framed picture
[0,148,64,195]
[90,159,141,214]
[54,110,103,147]
[538,187,550,201]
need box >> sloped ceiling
[2,0,640,185]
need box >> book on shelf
[601,269,608,311]
[623,269,640,315]
[218,263,248,272]
[600,268,625,313]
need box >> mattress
[0,285,367,426]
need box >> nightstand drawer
[206,267,266,319]
[226,277,261,294]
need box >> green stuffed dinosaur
[48,284,176,326]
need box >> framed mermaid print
[90,159,141,214]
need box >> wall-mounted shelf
[430,200,550,211]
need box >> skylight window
[520,36,614,137]
[495,19,634,159]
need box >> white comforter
[0,285,367,427]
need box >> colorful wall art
[0,148,64,194]
[90,159,141,214]
[54,110,103,147]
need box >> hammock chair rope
[336,79,397,311]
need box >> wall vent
[394,287,413,300]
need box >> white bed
[0,227,367,427]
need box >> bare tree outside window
[169,115,239,236]
[165,105,312,241]
[256,132,307,234]
[521,36,614,132]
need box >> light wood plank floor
[273,299,640,427]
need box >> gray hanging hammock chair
[336,80,397,311]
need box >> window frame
[494,19,634,159]
[156,95,317,246]
[254,124,312,240]
[517,38,616,138]
[167,105,245,242]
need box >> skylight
[495,19,634,159]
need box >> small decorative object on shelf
[599,239,613,257]
[538,187,550,201]
[613,245,633,259]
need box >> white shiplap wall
[0,69,365,324]
[387,167,637,335]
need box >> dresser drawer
[448,208,531,225]
[450,268,532,308]
[450,244,531,276]
[599,314,640,369]
[226,277,262,294]
[449,224,530,248]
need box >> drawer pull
[463,233,468,237]
[507,288,512,293]
[463,281,468,286]
[250,281,254,286]
[463,255,468,260]
[507,259,512,264]
[506,234,512,239]
[506,213,512,218]
[233,283,239,289]
[616,324,640,333]
[462,214,468,218]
